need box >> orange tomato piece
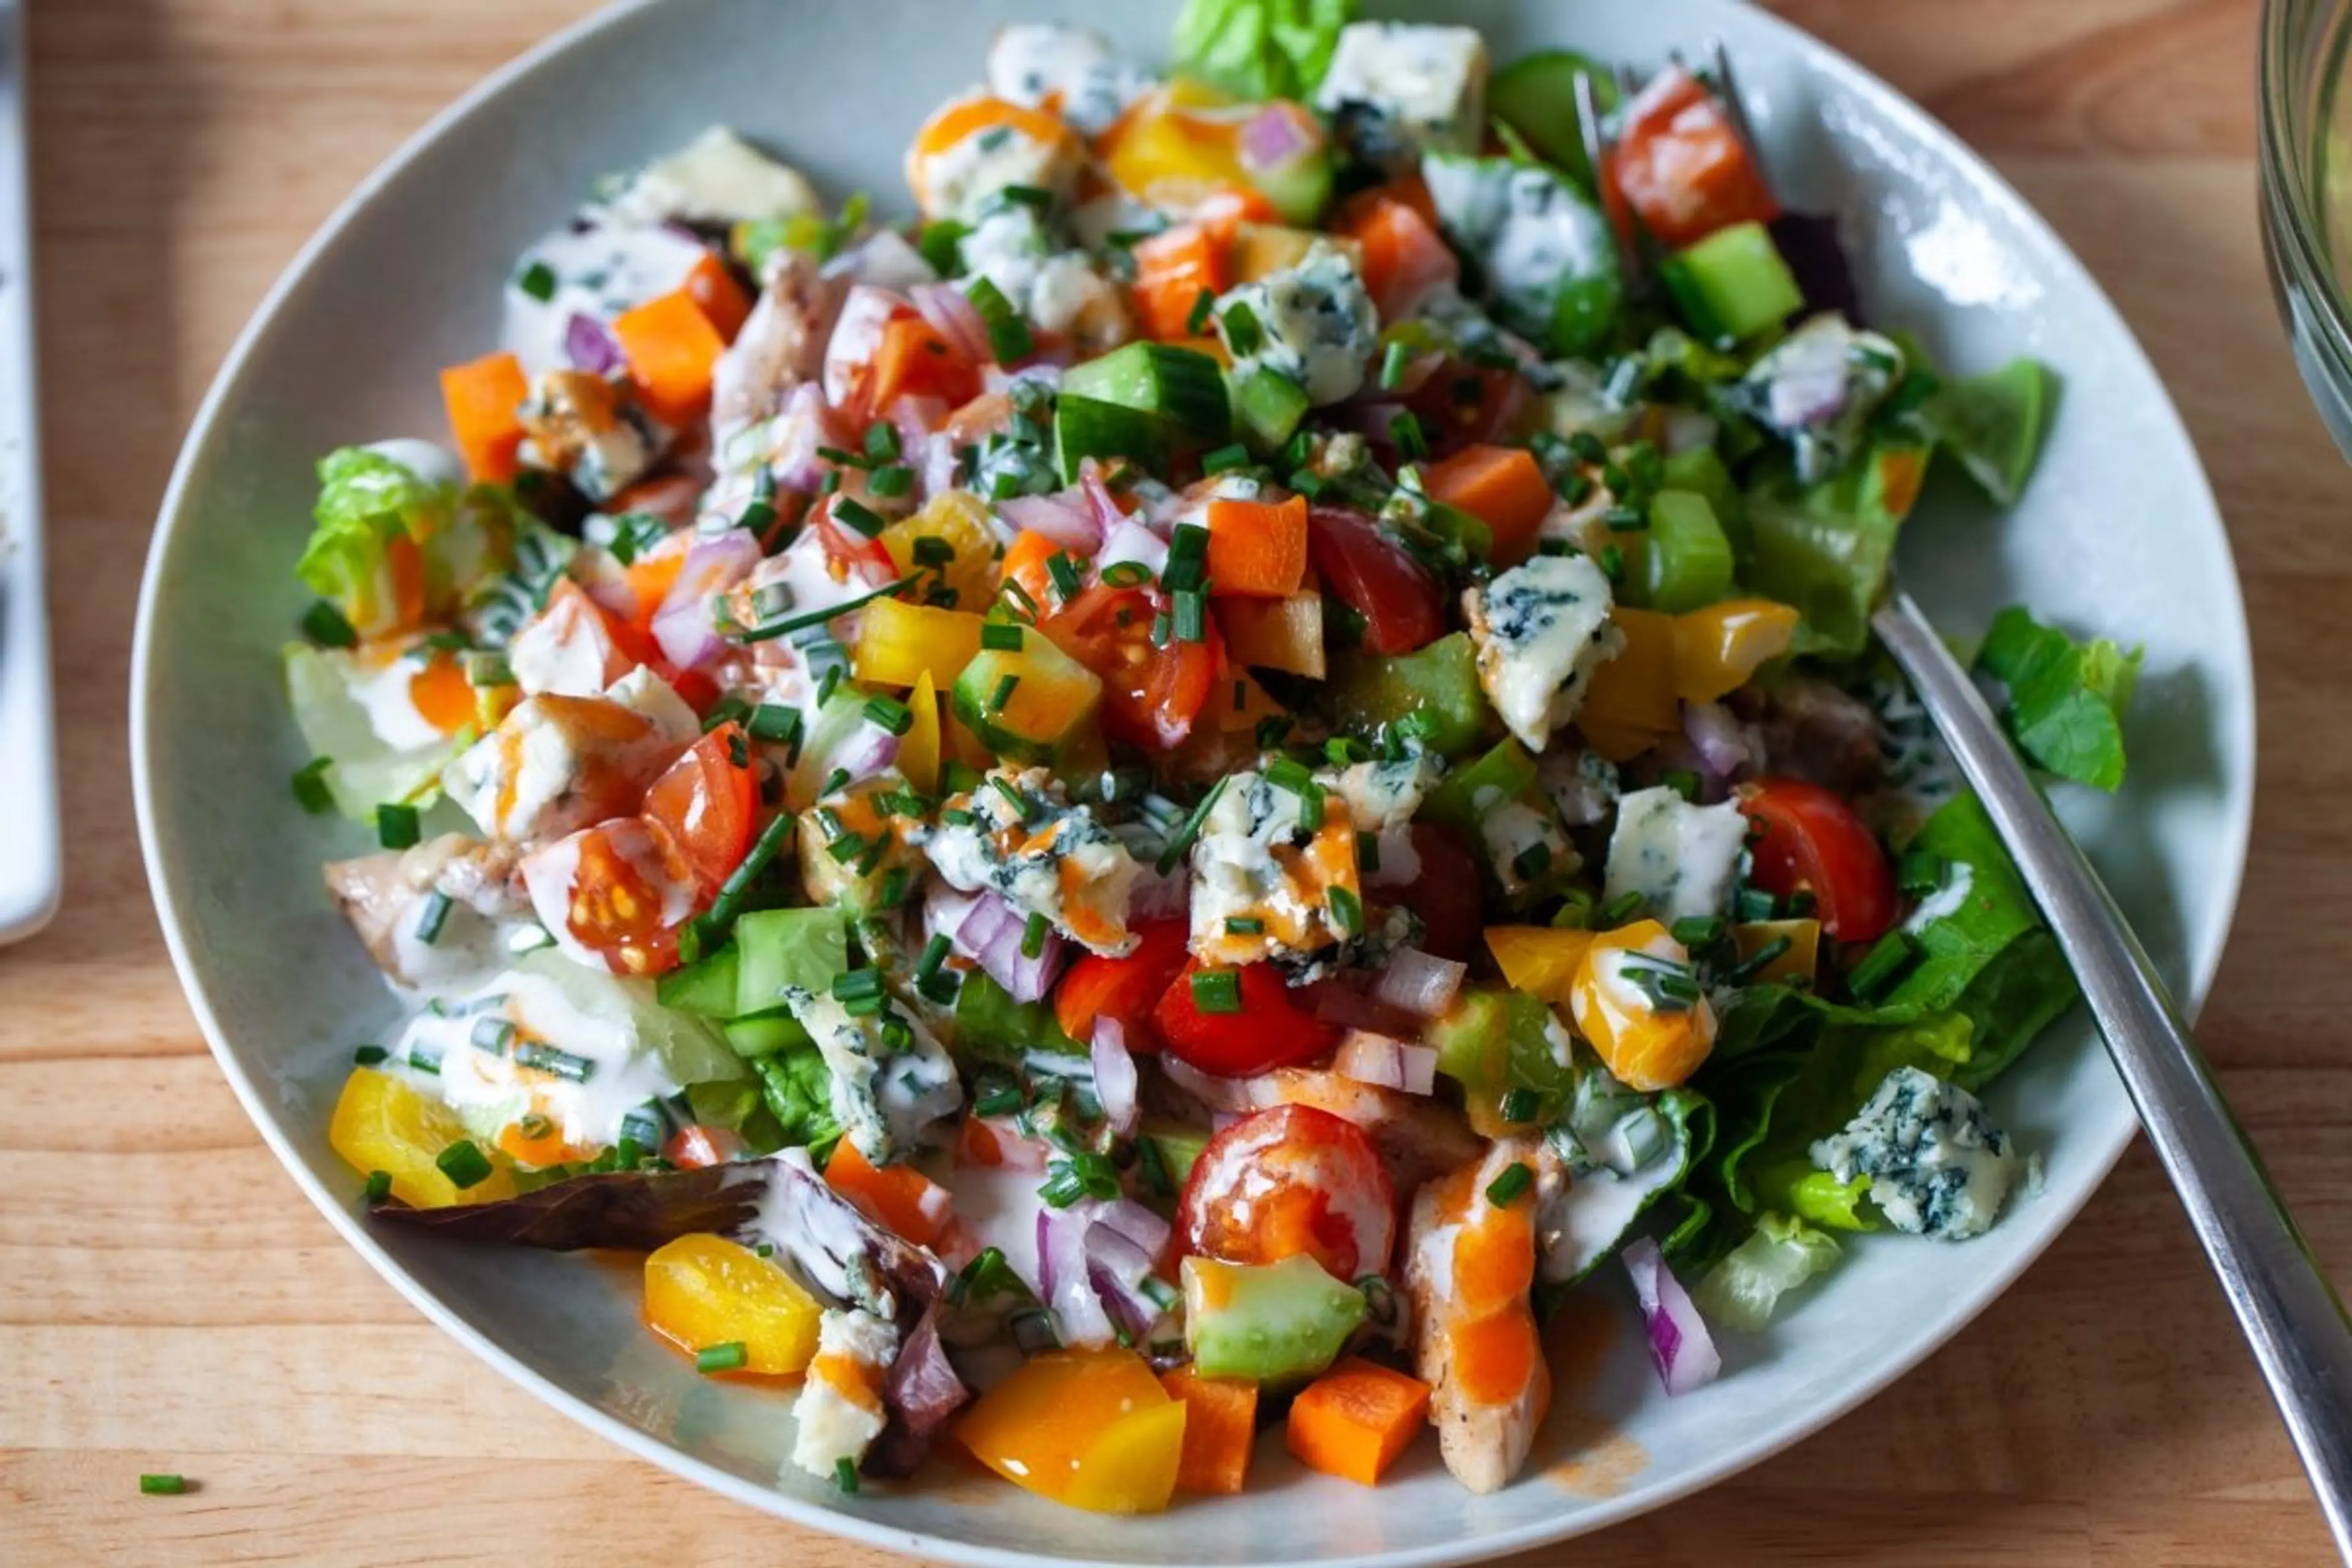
[439,351,530,482]
[1204,493,1309,598]
[612,289,728,424]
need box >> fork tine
[1576,70,1649,296]
[1708,36,1763,158]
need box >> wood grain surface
[3,1,2345,1562]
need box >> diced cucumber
[1488,50,1620,190]
[657,945,742,1019]
[1659,221,1805,344]
[1182,1254,1368,1383]
[1325,631,1493,758]
[951,970,1084,1066]
[1637,489,1736,613]
[1055,393,1174,483]
[950,638,1104,766]
[1059,342,1232,447]
[1660,447,1747,554]
[1427,986,1577,1137]
[1230,367,1312,454]
[1422,737,1539,837]
[733,907,850,1019]
[723,1014,813,1058]
[1140,1119,1210,1187]
[1920,358,2059,507]
[1251,145,1336,228]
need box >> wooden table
[4,1,2345,1562]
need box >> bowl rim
[129,1,2256,1562]
[2258,0,2352,391]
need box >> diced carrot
[1159,1364,1259,1496]
[998,528,1063,618]
[1447,1308,1543,1407]
[1423,445,1553,567]
[1284,1357,1431,1486]
[1335,193,1459,322]
[1336,174,1439,234]
[684,251,753,342]
[822,1138,954,1248]
[408,652,477,736]
[1130,222,1232,341]
[865,314,982,425]
[612,289,729,425]
[1205,494,1309,598]
[439,351,530,483]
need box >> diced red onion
[1683,701,1752,781]
[997,491,1103,554]
[650,529,761,668]
[919,432,960,497]
[911,282,992,367]
[888,393,950,447]
[946,891,1068,1005]
[563,312,625,376]
[769,382,840,492]
[867,1305,970,1477]
[1125,860,1189,922]
[1037,1207,1117,1348]
[924,878,982,944]
[1238,103,1317,172]
[1371,947,1465,1019]
[1076,1195,1170,1261]
[1079,462,1130,538]
[1090,1018,1140,1139]
[829,231,935,293]
[1084,1222,1170,1341]
[1159,1054,1261,1115]
[1624,1237,1722,1396]
[827,720,902,791]
[1097,518,1169,579]
[1333,1030,1438,1096]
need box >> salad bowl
[132,0,2253,1562]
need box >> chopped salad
[289,0,2139,1511]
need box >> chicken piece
[711,247,844,439]
[1404,1138,1562,1494]
[323,834,520,985]
[1240,1068,1485,1199]
[514,369,665,503]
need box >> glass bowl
[2263,0,2352,456]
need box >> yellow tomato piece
[1672,598,1800,705]
[851,595,986,690]
[1102,83,1254,212]
[1578,607,1679,762]
[1063,1400,1188,1515]
[1215,592,1326,679]
[957,1348,1177,1506]
[899,669,942,794]
[1211,669,1288,735]
[328,1067,516,1209]
[643,1234,822,1376]
[878,490,998,612]
[1483,925,1598,1009]
[1732,918,1820,985]
[1569,920,1718,1091]
[1230,223,1364,284]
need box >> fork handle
[1873,591,2352,1558]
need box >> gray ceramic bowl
[132,1,2254,1562]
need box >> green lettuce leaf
[1743,441,1929,657]
[1974,606,2140,791]
[281,643,467,818]
[754,1046,843,1159]
[1692,1212,1842,1331]
[1919,358,2059,507]
[1170,0,1353,102]
[298,447,521,638]
[515,949,750,1093]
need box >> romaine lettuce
[297,447,518,637]
[1743,441,1928,658]
[1693,1212,1842,1331]
[1975,605,2140,791]
[1170,0,1353,102]
[281,642,466,820]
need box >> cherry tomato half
[1738,778,1898,943]
[1306,507,1446,656]
[1044,583,1224,750]
[642,722,760,892]
[1175,1105,1396,1281]
[551,818,696,976]
[1054,919,1191,1049]
[1152,959,1338,1078]
[1373,822,1485,962]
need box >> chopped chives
[462,650,513,687]
[1185,286,1216,335]
[1598,891,1643,927]
[867,464,913,498]
[516,260,558,301]
[1725,934,1793,984]
[435,1139,494,1191]
[1511,841,1552,881]
[1896,851,1947,897]
[989,672,1021,712]
[701,811,794,935]
[469,1016,516,1054]
[748,704,804,747]
[1568,432,1608,464]
[739,499,778,537]
[989,775,1037,823]
[1597,543,1626,581]
[739,577,912,643]
[877,865,911,908]
[362,1170,392,1204]
[916,933,952,980]
[1172,589,1205,643]
[1224,916,1264,936]
[1659,769,1701,801]
[1297,782,1325,831]
[1378,339,1411,390]
[1200,443,1251,475]
[704,695,753,733]
[1020,911,1050,959]
[301,599,357,648]
[513,1040,596,1082]
[1388,410,1428,459]
[696,1341,748,1374]
[1046,551,1083,603]
[981,621,1025,652]
[1256,715,1294,750]
[864,419,901,462]
[1327,884,1362,936]
[353,1044,388,1066]
[1101,560,1152,587]
[139,1474,189,1496]
[835,1457,861,1494]
[413,891,454,946]
[1355,830,1381,873]
[1189,969,1242,1014]
[941,807,978,827]
[864,695,914,736]
[375,802,421,851]
[1287,469,1331,500]
[912,534,956,568]
[1155,776,1227,874]
[833,496,885,538]
[833,967,886,1001]
[1220,300,1263,356]
[290,757,335,815]
[1485,1161,1534,1207]
[1735,886,1779,923]
[827,831,869,864]
[966,274,1033,363]
[1847,930,1922,1000]
[1670,916,1727,950]
[1499,1088,1539,1124]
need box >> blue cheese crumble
[914,766,1141,956]
[985,23,1152,137]
[1314,22,1490,159]
[1602,786,1750,924]
[1812,1066,2022,1241]
[1423,154,1619,352]
[1463,552,1621,752]
[1742,313,1906,485]
[1215,245,1379,407]
[780,982,962,1168]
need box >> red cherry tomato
[1053,919,1191,1049]
[1043,582,1224,750]
[1306,507,1445,655]
[1152,959,1338,1078]
[556,819,695,976]
[1176,1105,1396,1281]
[1738,778,1898,942]
[1608,65,1780,248]
[1374,822,1485,962]
[641,722,759,892]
